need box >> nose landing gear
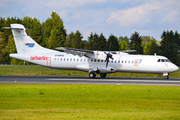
[163,73,169,79]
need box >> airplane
[4,24,179,79]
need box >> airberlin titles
[30,54,64,61]
[30,56,47,60]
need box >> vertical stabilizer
[9,24,55,54]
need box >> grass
[0,84,180,119]
[0,65,180,78]
[0,66,180,119]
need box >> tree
[0,32,7,64]
[118,36,130,50]
[98,33,107,51]
[73,30,83,49]
[44,12,67,48]
[65,32,74,48]
[118,36,124,42]
[149,39,158,55]
[123,36,130,44]
[141,36,156,48]
[93,33,99,50]
[119,41,128,51]
[41,18,52,47]
[86,32,94,50]
[107,34,119,51]
[143,42,151,55]
[160,30,180,64]
[130,32,143,54]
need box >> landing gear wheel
[100,73,106,78]
[164,76,169,79]
[163,73,169,79]
[89,72,96,78]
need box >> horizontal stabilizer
[3,27,24,30]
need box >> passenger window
[57,58,59,61]
[60,58,62,61]
[77,59,79,61]
[115,60,117,63]
[84,59,86,62]
[67,58,69,61]
[122,60,123,63]
[73,58,75,61]
[101,60,103,62]
[118,60,120,63]
[80,59,82,61]
[98,60,100,62]
[139,59,142,64]
[70,58,72,61]
[54,58,56,61]
[64,58,66,61]
[94,60,96,62]
[132,61,134,64]
[111,60,113,63]
[125,60,127,63]
[128,61,130,63]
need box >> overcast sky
[1,0,180,40]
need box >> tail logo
[25,43,35,48]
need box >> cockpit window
[165,59,170,62]
[157,59,170,62]
[161,59,165,62]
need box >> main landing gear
[89,71,106,78]
[89,71,96,78]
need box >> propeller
[104,42,113,68]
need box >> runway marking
[46,79,180,83]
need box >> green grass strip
[0,84,180,119]
[0,65,180,78]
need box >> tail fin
[7,24,55,54]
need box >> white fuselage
[10,51,179,74]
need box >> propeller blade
[104,42,113,68]
[106,59,108,68]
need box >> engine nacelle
[89,51,107,60]
[98,67,116,73]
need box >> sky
[1,0,180,40]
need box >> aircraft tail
[6,24,55,54]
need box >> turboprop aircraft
[4,24,179,79]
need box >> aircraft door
[46,57,51,66]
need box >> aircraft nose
[172,64,179,72]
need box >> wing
[56,47,136,68]
[55,47,94,57]
[55,47,136,59]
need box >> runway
[0,76,180,86]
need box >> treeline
[0,12,180,65]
